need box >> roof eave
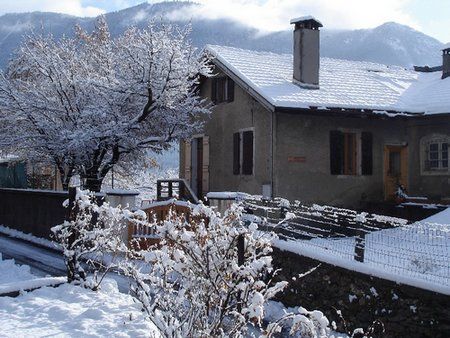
[274,106,425,119]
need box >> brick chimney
[290,16,323,89]
[443,44,450,79]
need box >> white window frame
[420,135,450,176]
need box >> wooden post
[156,181,162,201]
[354,227,365,263]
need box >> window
[426,142,448,170]
[211,76,234,104]
[233,130,254,175]
[330,130,372,176]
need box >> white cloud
[0,0,105,17]
[169,0,419,32]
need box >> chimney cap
[290,16,323,28]
[442,42,450,51]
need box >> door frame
[383,144,408,200]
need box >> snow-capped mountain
[0,2,444,69]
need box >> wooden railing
[156,179,198,204]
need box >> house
[180,17,450,208]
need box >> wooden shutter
[202,136,210,195]
[211,78,217,104]
[330,130,343,175]
[227,78,235,102]
[233,132,240,175]
[184,140,191,185]
[242,130,254,175]
[361,132,373,175]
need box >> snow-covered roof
[290,16,323,26]
[206,45,450,115]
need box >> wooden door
[384,145,408,200]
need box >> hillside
[0,2,444,68]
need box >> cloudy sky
[0,0,448,42]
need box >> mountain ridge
[0,1,444,69]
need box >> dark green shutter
[330,130,343,175]
[242,131,254,175]
[227,78,235,102]
[361,132,373,175]
[211,78,217,104]
[233,132,240,175]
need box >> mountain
[0,2,444,69]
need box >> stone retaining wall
[272,248,450,337]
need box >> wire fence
[242,196,450,290]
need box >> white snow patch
[0,279,160,337]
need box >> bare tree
[0,17,211,191]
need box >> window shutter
[183,140,192,185]
[361,132,373,175]
[202,136,210,195]
[233,132,240,175]
[330,130,343,175]
[242,130,254,175]
[227,78,235,102]
[211,78,217,104]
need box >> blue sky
[0,0,448,42]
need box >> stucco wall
[200,73,272,196]
[274,113,407,207]
[407,115,450,199]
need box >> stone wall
[272,248,450,337]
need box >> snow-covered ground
[0,254,159,337]
[0,253,37,285]
[274,208,450,295]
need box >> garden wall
[272,248,450,338]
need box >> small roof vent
[442,43,450,79]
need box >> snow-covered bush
[121,202,331,337]
[52,188,145,285]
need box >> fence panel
[243,196,450,291]
[0,188,68,239]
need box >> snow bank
[422,207,450,224]
[0,225,61,251]
[0,278,160,337]
[0,277,66,295]
[0,253,37,285]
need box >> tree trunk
[83,175,104,192]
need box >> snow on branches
[0,17,212,191]
[52,189,331,336]
[120,202,330,337]
[51,188,145,285]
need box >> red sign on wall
[288,156,306,163]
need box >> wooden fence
[0,188,69,239]
[128,200,192,250]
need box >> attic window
[211,76,235,104]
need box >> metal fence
[243,197,450,290]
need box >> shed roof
[206,45,450,115]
